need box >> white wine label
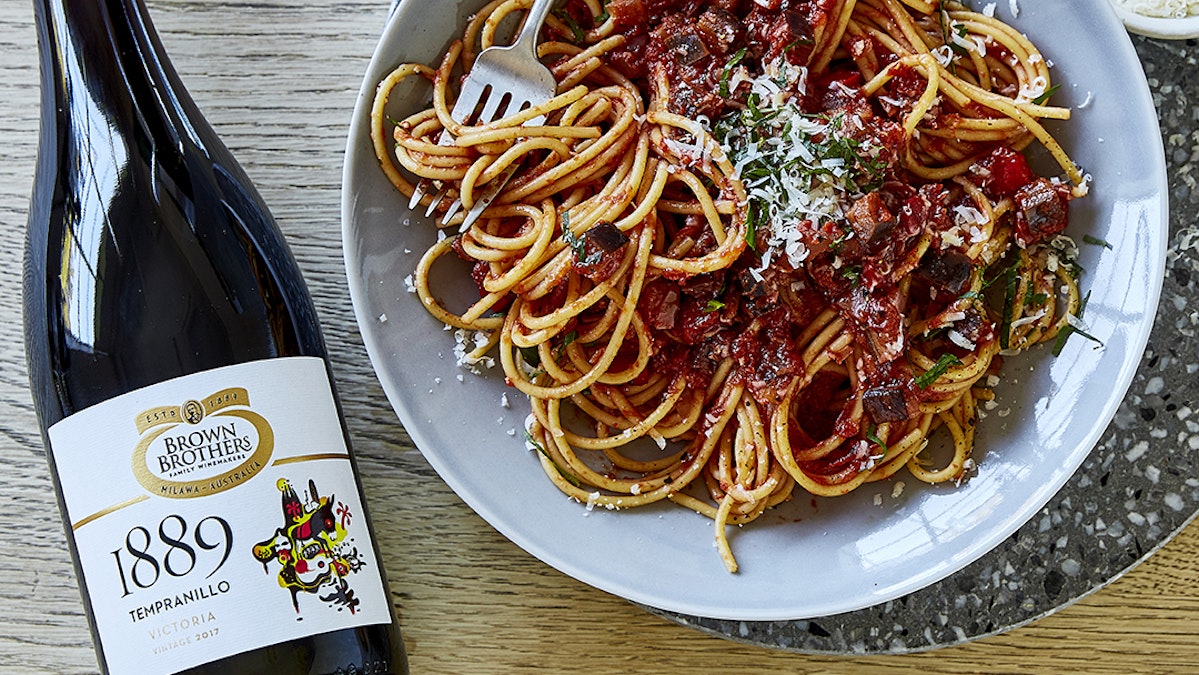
[49,357,392,675]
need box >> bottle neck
[34,0,203,156]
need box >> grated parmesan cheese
[1009,309,1046,329]
[1016,75,1048,103]
[713,60,881,271]
[953,204,987,227]
[932,45,955,68]
[452,328,496,373]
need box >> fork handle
[513,0,557,56]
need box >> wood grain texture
[1,2,1196,673]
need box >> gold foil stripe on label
[135,405,181,434]
[272,453,351,466]
[134,387,250,434]
[72,495,150,531]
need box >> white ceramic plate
[1107,1,1199,39]
[342,0,1167,621]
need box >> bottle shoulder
[27,5,325,417]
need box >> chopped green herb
[562,215,602,266]
[1032,84,1062,106]
[981,259,1020,291]
[553,8,585,43]
[999,262,1020,349]
[936,10,970,75]
[594,0,610,25]
[829,229,849,255]
[1052,321,1101,356]
[704,299,726,313]
[745,92,763,122]
[563,225,585,258]
[519,345,541,367]
[524,429,545,453]
[1052,291,1103,356]
[915,354,963,389]
[782,36,815,54]
[1023,279,1049,307]
[554,330,578,359]
[745,201,760,252]
[921,325,949,340]
[719,47,748,98]
[842,265,862,285]
[865,425,888,455]
[1083,234,1113,249]
[938,10,968,55]
[524,430,581,487]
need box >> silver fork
[410,0,559,230]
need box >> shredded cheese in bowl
[1109,0,1199,38]
[1113,0,1199,17]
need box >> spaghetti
[371,0,1092,572]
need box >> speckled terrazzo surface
[648,35,1199,654]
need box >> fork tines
[410,87,536,231]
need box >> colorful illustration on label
[252,478,368,616]
[132,387,274,499]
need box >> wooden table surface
[2,2,1197,673]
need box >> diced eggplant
[847,192,897,245]
[919,249,973,296]
[1014,178,1070,246]
[863,384,912,424]
[697,8,743,55]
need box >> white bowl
[341,0,1168,621]
[1108,1,1199,38]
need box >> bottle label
[49,357,393,675]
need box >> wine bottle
[23,1,409,673]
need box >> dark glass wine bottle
[24,1,409,673]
